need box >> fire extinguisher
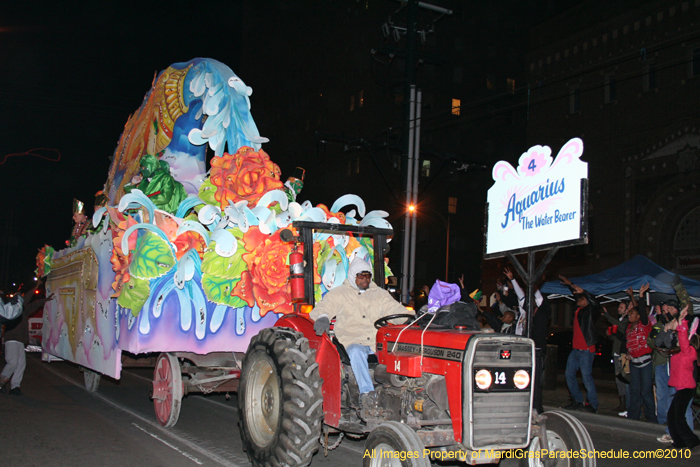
[289,248,305,302]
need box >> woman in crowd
[665,305,700,450]
[623,283,657,423]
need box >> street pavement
[1,352,698,466]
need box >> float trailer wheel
[151,352,183,428]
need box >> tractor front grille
[464,336,534,450]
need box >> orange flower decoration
[108,208,138,297]
[172,231,206,260]
[316,204,346,224]
[36,248,47,276]
[209,146,283,208]
[110,251,131,298]
[238,227,293,316]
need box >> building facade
[524,0,700,282]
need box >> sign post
[484,138,589,338]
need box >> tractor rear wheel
[521,410,596,467]
[239,327,324,467]
[363,421,431,467]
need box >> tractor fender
[275,314,343,427]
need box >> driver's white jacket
[310,279,407,349]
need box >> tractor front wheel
[363,421,431,467]
[521,410,596,467]
[239,327,324,467]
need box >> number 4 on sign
[528,159,536,171]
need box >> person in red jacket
[623,283,657,423]
[665,306,700,450]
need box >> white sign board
[485,138,588,258]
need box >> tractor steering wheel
[374,314,417,329]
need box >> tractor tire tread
[239,327,324,467]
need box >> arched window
[674,206,700,250]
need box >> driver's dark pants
[347,344,374,394]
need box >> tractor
[238,221,595,467]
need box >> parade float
[38,58,392,424]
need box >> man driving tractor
[310,257,409,417]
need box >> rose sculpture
[209,146,284,208]
[238,227,293,316]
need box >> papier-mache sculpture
[39,58,393,378]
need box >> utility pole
[400,0,419,305]
[408,89,422,295]
[401,85,416,304]
[393,0,451,304]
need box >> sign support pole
[506,246,560,338]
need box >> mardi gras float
[38,59,393,391]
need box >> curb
[544,405,700,438]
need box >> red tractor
[238,222,595,467]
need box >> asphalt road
[2,353,697,467]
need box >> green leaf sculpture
[197,178,218,206]
[201,229,249,306]
[360,236,376,265]
[314,238,334,303]
[118,277,150,316]
[202,274,249,308]
[129,231,176,280]
[201,230,246,278]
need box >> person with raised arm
[1,278,53,396]
[622,283,657,423]
[559,274,601,413]
[664,306,699,450]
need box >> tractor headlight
[513,370,530,389]
[474,369,492,390]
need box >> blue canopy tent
[540,255,700,307]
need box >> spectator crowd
[415,267,699,451]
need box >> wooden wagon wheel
[151,352,183,428]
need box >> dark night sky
[0,0,244,285]
[0,0,591,288]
